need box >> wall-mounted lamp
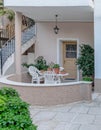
[54,15,59,34]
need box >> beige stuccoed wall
[0,73,92,105]
[35,22,94,63]
[0,82,92,106]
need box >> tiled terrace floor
[30,93,101,130]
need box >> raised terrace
[0,73,92,106]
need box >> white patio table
[55,73,69,83]
[44,71,69,84]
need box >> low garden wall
[0,74,92,106]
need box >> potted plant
[22,56,48,73]
[34,56,48,71]
[76,44,94,90]
[47,62,54,71]
[53,64,60,74]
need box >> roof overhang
[4,0,94,22]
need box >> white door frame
[57,38,80,81]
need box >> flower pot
[53,68,59,74]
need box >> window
[66,44,77,58]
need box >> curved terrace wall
[0,73,92,106]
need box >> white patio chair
[28,66,44,83]
[44,71,59,84]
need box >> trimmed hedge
[0,87,37,130]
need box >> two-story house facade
[3,0,101,92]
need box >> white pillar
[94,0,101,92]
[15,12,22,75]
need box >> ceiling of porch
[7,6,94,22]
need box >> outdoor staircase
[0,17,36,75]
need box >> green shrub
[76,44,94,77]
[0,95,7,112]
[0,87,19,98]
[34,56,48,70]
[0,87,37,130]
[83,76,93,81]
[53,64,60,68]
[22,63,34,68]
[22,56,48,70]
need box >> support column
[94,0,101,92]
[15,12,22,75]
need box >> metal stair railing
[0,18,36,74]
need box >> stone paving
[29,93,101,130]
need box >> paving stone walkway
[29,93,101,130]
